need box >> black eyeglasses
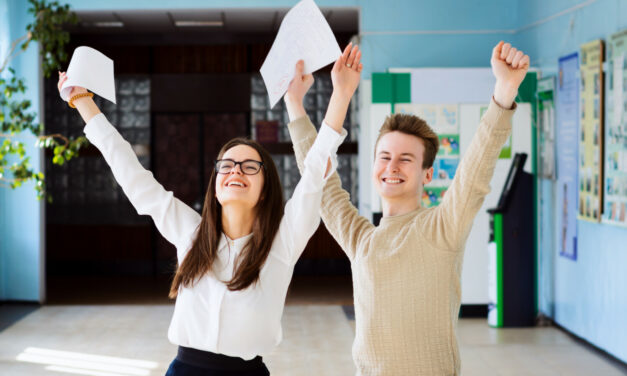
[215,159,264,175]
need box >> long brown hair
[169,138,284,298]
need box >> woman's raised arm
[57,72,201,259]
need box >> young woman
[56,43,363,376]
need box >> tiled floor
[0,277,625,375]
[457,320,627,376]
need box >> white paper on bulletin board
[389,67,496,104]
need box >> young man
[284,41,529,375]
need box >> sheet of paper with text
[260,0,341,108]
[60,46,116,104]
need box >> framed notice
[537,76,556,179]
[603,29,627,227]
[578,39,605,222]
[557,53,579,260]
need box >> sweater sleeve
[276,124,347,265]
[423,98,516,251]
[84,113,202,260]
[288,116,374,261]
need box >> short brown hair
[374,114,439,168]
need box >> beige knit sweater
[288,99,516,376]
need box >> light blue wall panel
[517,0,627,363]
[0,0,44,302]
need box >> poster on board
[537,76,556,179]
[603,29,627,227]
[557,53,580,260]
[578,39,605,222]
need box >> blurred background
[1,0,626,375]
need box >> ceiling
[71,8,359,34]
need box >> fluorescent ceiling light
[90,21,124,28]
[175,20,223,27]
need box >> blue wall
[516,0,627,72]
[0,0,44,301]
[516,0,627,363]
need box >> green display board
[372,72,411,105]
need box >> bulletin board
[578,39,605,222]
[604,29,627,227]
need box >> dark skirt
[165,346,270,376]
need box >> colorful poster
[604,29,627,226]
[431,158,460,187]
[537,76,556,179]
[578,40,605,222]
[395,103,460,207]
[557,53,580,260]
[437,135,460,156]
[422,186,447,208]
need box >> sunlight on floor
[16,347,159,376]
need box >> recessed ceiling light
[175,20,223,27]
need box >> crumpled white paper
[260,0,341,108]
[60,46,116,104]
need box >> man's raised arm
[284,45,374,260]
[427,41,529,251]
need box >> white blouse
[84,113,346,360]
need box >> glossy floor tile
[0,276,625,375]
[1,305,625,375]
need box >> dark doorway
[44,8,359,303]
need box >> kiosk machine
[487,153,535,327]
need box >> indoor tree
[0,0,86,201]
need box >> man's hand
[491,41,530,109]
[284,60,314,121]
[331,42,363,99]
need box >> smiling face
[373,131,433,205]
[215,144,265,210]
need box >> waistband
[176,346,266,371]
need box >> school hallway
[0,276,625,376]
[2,0,627,375]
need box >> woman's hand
[57,71,101,123]
[57,71,87,101]
[322,43,362,134]
[331,42,363,100]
